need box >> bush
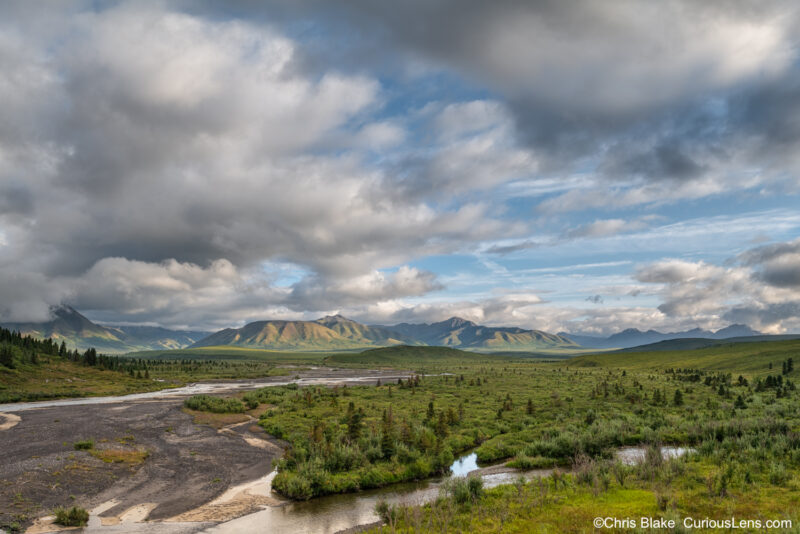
[184,395,244,413]
[441,475,483,504]
[375,499,397,523]
[272,472,313,499]
[768,462,789,486]
[242,392,260,409]
[54,506,89,527]
[73,440,94,451]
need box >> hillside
[560,324,762,349]
[190,315,577,352]
[0,326,170,403]
[1,307,209,353]
[567,339,800,376]
[377,317,577,351]
[189,315,411,351]
[612,334,800,353]
[324,345,512,367]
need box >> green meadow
[166,340,799,532]
[4,333,800,532]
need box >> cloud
[64,258,442,329]
[633,239,800,333]
[564,217,657,239]
[0,2,528,326]
[287,266,442,311]
[1,1,799,333]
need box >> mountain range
[190,314,578,352]
[1,306,210,353]
[3,306,765,354]
[559,324,761,349]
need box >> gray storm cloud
[1,1,799,331]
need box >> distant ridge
[613,334,800,353]
[379,317,577,351]
[191,315,577,352]
[559,324,762,349]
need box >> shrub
[441,475,483,504]
[272,472,313,500]
[54,506,89,527]
[73,440,94,451]
[183,395,244,413]
[375,499,397,523]
[507,455,555,469]
[768,462,789,486]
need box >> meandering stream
[202,446,693,534]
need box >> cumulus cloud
[63,258,442,329]
[1,1,799,333]
[633,239,800,333]
[0,2,528,326]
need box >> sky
[1,0,800,334]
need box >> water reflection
[449,452,479,476]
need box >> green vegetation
[568,338,800,375]
[325,345,512,367]
[53,506,88,527]
[0,325,293,403]
[73,440,94,451]
[184,394,245,413]
[192,338,800,532]
[0,326,182,403]
[126,345,335,364]
[353,341,800,532]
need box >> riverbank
[0,400,280,532]
[0,368,411,533]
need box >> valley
[2,338,799,533]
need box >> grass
[73,440,94,451]
[168,338,797,530]
[89,449,149,465]
[324,345,513,368]
[0,353,291,404]
[124,345,338,364]
[568,338,800,376]
[3,338,800,530]
[0,357,175,403]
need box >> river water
[201,446,694,534]
[0,373,414,413]
[0,376,694,534]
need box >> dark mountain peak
[609,328,643,338]
[49,305,102,331]
[713,324,760,338]
[437,317,477,329]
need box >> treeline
[0,326,125,374]
[0,326,63,367]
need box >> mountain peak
[439,317,477,328]
[317,314,354,324]
[714,324,760,337]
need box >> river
[1,374,694,534]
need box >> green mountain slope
[190,315,415,350]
